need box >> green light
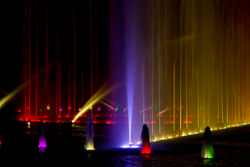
[39,109,42,112]
[154,106,157,110]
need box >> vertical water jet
[85,114,94,150]
[38,120,47,148]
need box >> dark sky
[1,0,111,93]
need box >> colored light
[27,122,31,129]
[46,104,50,110]
[0,84,25,109]
[59,108,62,112]
[72,84,118,123]
[121,144,140,148]
[154,106,157,110]
[86,146,95,150]
[97,106,101,111]
[18,109,21,113]
[141,145,151,154]
[68,105,71,110]
[39,109,42,112]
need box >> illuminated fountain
[38,120,47,148]
[109,0,250,146]
[201,127,214,158]
[85,114,94,150]
[17,0,250,148]
[141,124,151,154]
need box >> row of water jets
[38,115,214,158]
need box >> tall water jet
[85,114,94,150]
[38,120,47,148]
[141,124,151,154]
[201,126,214,158]
[124,0,135,145]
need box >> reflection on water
[142,155,152,166]
[203,158,214,166]
[38,147,47,155]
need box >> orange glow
[146,121,155,124]
[106,121,115,124]
[183,121,193,124]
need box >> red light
[45,115,47,118]
[26,107,29,110]
[18,109,21,113]
[183,121,193,124]
[141,143,151,154]
[68,106,71,110]
[146,121,155,124]
[106,121,115,124]
[94,114,101,117]
[165,121,173,124]
[66,115,70,118]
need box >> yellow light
[0,84,25,109]
[72,83,118,123]
[47,104,50,110]
[86,147,95,151]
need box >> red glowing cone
[141,124,151,154]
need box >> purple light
[38,140,47,148]
[121,144,140,149]
[59,108,62,112]
[38,121,47,148]
[97,106,101,111]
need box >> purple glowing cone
[38,120,47,148]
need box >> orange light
[183,121,193,124]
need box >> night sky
[1,0,250,133]
[1,0,111,110]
